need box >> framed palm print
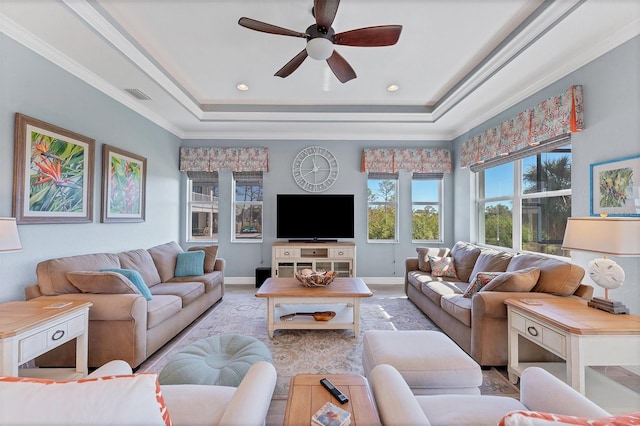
[13,113,94,224]
[101,144,147,223]
[590,154,640,217]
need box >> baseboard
[224,276,405,286]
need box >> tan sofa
[25,241,224,369]
[405,241,593,366]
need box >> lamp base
[588,297,629,315]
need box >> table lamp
[0,218,22,253]
[561,215,640,314]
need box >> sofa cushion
[168,271,223,293]
[149,282,205,307]
[429,256,458,278]
[36,253,121,295]
[174,251,205,277]
[118,249,162,287]
[482,267,541,293]
[189,245,219,273]
[422,280,466,306]
[463,272,502,298]
[507,253,584,296]
[416,247,450,272]
[499,410,640,426]
[0,374,171,426]
[67,271,141,295]
[468,250,513,283]
[450,241,482,282]
[148,241,183,283]
[440,294,472,326]
[101,268,153,301]
[147,295,183,328]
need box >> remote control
[320,378,349,404]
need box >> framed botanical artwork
[101,144,147,223]
[13,113,95,224]
[590,154,640,217]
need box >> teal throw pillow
[100,268,153,301]
[175,250,205,277]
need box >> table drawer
[511,311,566,357]
[329,248,354,258]
[19,314,86,363]
[275,248,300,258]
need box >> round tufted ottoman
[158,334,272,387]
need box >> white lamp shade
[0,218,22,253]
[562,217,640,256]
[306,38,334,60]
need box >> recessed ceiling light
[387,84,399,92]
[236,83,249,91]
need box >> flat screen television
[277,194,354,241]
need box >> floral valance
[361,148,452,173]
[179,147,269,172]
[460,85,583,168]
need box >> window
[476,143,571,256]
[367,173,398,242]
[233,171,263,241]
[187,172,218,241]
[412,173,443,242]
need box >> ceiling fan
[238,0,402,83]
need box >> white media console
[271,242,356,278]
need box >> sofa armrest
[405,257,419,293]
[86,360,133,378]
[219,361,277,426]
[573,283,593,300]
[520,367,610,418]
[214,258,225,273]
[29,293,147,322]
[369,364,431,426]
[472,291,561,320]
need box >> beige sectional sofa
[24,241,224,369]
[405,241,593,366]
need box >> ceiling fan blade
[326,51,356,83]
[238,17,308,39]
[314,0,340,31]
[275,49,309,78]
[334,25,402,46]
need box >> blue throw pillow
[100,268,153,301]
[174,250,205,277]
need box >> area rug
[137,286,520,399]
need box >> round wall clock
[292,146,339,192]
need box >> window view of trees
[412,177,442,241]
[368,178,397,241]
[233,172,263,241]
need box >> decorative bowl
[294,270,336,287]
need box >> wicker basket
[294,270,336,287]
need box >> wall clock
[292,146,339,192]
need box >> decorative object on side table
[295,269,336,287]
[312,401,351,426]
[562,215,640,314]
[0,218,22,252]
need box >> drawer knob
[338,251,344,255]
[527,326,539,337]
[51,330,65,341]
[284,251,290,256]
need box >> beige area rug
[137,286,520,400]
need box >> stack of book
[311,401,351,426]
[588,297,629,314]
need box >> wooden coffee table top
[256,277,372,298]
[284,374,381,426]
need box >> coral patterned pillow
[0,373,171,425]
[428,256,458,278]
[463,272,502,298]
[499,410,640,426]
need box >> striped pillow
[174,250,205,277]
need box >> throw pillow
[188,245,218,273]
[416,247,450,272]
[0,374,171,426]
[428,255,458,279]
[100,268,153,301]
[481,267,540,293]
[174,250,205,277]
[499,410,640,426]
[467,250,513,283]
[463,272,502,298]
[450,241,482,282]
[67,271,141,295]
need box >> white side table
[506,298,640,394]
[0,300,92,379]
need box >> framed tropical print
[590,154,640,217]
[13,113,95,224]
[101,144,146,223]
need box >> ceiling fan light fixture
[306,38,333,60]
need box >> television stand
[288,239,338,243]
[272,242,356,278]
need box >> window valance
[361,148,452,173]
[179,147,269,172]
[460,85,583,169]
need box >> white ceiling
[1,0,639,141]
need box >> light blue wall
[452,36,640,314]
[0,35,181,302]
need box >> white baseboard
[224,276,405,286]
